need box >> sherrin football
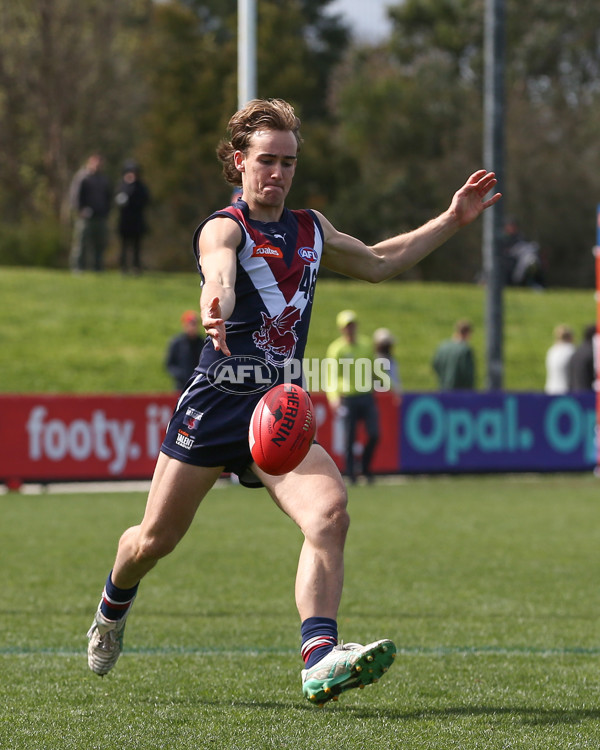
[249,383,316,475]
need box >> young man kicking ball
[87,98,501,705]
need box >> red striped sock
[301,617,338,668]
[99,571,138,621]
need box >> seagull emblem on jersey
[253,305,302,366]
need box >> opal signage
[401,392,595,473]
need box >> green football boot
[301,639,396,706]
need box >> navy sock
[301,616,338,669]
[99,571,139,621]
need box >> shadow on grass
[353,704,600,725]
[229,700,600,725]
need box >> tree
[329,0,600,286]
[502,0,600,286]
[0,0,151,224]
[137,0,350,269]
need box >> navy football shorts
[161,373,264,487]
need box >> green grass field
[2,474,600,749]
[1,267,595,393]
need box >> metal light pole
[238,0,257,108]
[482,0,506,390]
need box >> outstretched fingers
[481,191,503,210]
[474,170,497,192]
[452,170,502,226]
[203,296,231,356]
[467,169,489,184]
[471,171,502,207]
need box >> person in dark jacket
[115,160,151,275]
[568,324,596,391]
[165,310,205,391]
[69,154,112,272]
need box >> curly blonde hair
[216,98,302,186]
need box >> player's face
[234,129,298,216]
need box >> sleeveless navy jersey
[160,200,324,479]
[192,199,324,386]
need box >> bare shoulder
[312,209,338,243]
[198,214,243,254]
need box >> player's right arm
[317,170,501,283]
[198,217,241,357]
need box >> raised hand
[450,170,502,228]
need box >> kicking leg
[258,443,348,621]
[256,444,396,705]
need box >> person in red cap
[164,310,205,391]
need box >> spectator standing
[326,310,380,484]
[432,319,476,390]
[115,160,151,275]
[500,218,544,288]
[568,324,596,392]
[165,310,205,391]
[544,324,575,394]
[373,327,401,398]
[69,154,112,272]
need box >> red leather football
[249,384,316,475]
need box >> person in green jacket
[432,319,475,390]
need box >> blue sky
[328,0,395,41]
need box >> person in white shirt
[545,324,575,394]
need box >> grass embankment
[1,267,594,392]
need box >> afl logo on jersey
[252,243,283,259]
[298,246,317,263]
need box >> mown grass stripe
[2,645,600,657]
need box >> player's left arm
[319,170,501,283]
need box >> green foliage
[138,1,238,222]
[330,0,600,286]
[0,268,594,393]
[2,475,600,748]
[330,4,486,271]
[0,0,151,221]
[0,221,65,268]
[1,0,600,285]
[134,0,350,268]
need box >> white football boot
[87,605,131,676]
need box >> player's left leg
[256,445,396,705]
[257,443,348,621]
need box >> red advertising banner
[0,392,400,484]
[0,394,177,483]
[313,392,400,474]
